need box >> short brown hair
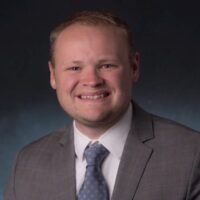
[49,10,135,65]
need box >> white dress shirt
[74,103,132,199]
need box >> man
[5,11,200,200]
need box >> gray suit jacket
[4,104,200,200]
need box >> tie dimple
[78,143,109,200]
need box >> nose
[81,67,104,87]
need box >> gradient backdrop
[1,0,200,199]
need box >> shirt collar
[74,125,91,161]
[74,103,132,161]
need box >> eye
[100,64,116,70]
[66,66,81,71]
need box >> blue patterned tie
[78,143,109,200]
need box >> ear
[48,61,57,90]
[131,52,140,82]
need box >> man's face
[49,24,139,132]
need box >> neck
[75,122,110,140]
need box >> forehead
[52,23,130,64]
[54,23,128,48]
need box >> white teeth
[81,94,105,99]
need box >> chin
[76,113,109,124]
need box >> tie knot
[84,143,109,167]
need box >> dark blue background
[1,1,200,199]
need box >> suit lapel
[55,126,76,200]
[111,104,154,200]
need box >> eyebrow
[97,59,118,63]
[71,60,83,65]
[65,58,119,66]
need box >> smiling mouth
[78,92,110,100]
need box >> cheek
[113,69,133,88]
[117,72,133,98]
[56,74,78,92]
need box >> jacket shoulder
[16,126,72,163]
[151,114,200,148]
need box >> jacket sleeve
[187,151,200,200]
[4,153,20,200]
